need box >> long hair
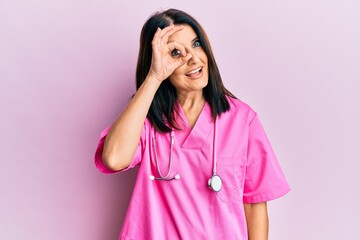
[136,9,234,132]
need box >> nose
[187,49,200,65]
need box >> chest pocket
[216,157,245,203]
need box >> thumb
[172,53,192,69]
[181,53,192,64]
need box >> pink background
[1,0,359,239]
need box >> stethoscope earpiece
[149,174,180,181]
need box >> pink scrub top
[95,97,290,240]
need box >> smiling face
[167,25,209,96]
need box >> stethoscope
[149,118,222,192]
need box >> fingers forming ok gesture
[149,25,192,82]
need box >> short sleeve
[94,122,147,174]
[243,114,290,203]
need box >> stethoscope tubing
[152,131,175,179]
[150,117,221,192]
[212,117,218,175]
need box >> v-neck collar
[174,101,214,149]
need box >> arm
[243,202,269,240]
[102,75,161,171]
[102,25,191,171]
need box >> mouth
[185,67,203,78]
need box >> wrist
[146,72,164,84]
[144,73,163,89]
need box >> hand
[148,25,192,82]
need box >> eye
[171,49,181,57]
[193,40,201,48]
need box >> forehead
[168,25,197,43]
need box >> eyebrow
[191,37,199,43]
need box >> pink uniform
[95,97,290,240]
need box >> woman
[95,8,290,240]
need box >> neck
[177,91,205,111]
[176,91,206,128]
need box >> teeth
[187,67,201,75]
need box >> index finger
[152,25,175,45]
[160,25,184,45]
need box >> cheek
[201,53,208,65]
[197,48,207,60]
[168,71,183,87]
[169,66,185,80]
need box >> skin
[167,25,209,127]
[244,202,269,240]
[102,25,190,170]
[102,24,268,239]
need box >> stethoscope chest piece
[208,174,222,192]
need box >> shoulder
[223,95,257,125]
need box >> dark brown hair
[136,9,234,132]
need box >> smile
[185,67,203,78]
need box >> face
[167,25,208,95]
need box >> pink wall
[1,0,359,239]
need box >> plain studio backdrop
[1,0,359,239]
